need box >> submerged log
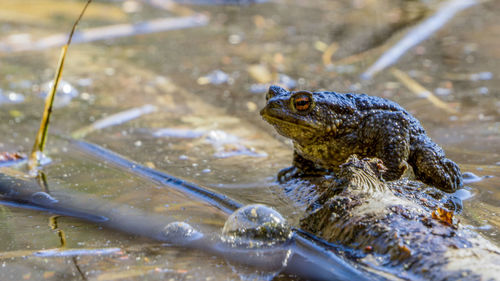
[300,155,500,280]
[0,150,373,281]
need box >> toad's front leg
[409,135,462,193]
[278,151,332,183]
[362,111,411,181]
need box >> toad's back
[260,86,463,192]
[341,92,426,136]
[343,92,406,112]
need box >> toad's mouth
[260,106,322,131]
[261,114,319,132]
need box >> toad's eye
[292,92,313,112]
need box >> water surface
[0,0,499,279]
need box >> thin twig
[331,44,387,66]
[1,14,208,53]
[28,0,92,172]
[71,104,157,139]
[322,42,339,66]
[391,68,458,114]
[361,0,477,79]
[72,256,88,281]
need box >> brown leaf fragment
[399,244,412,259]
[432,207,454,226]
[0,152,26,163]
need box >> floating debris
[153,128,266,158]
[0,14,209,53]
[40,79,79,108]
[34,247,122,257]
[31,191,59,205]
[197,69,230,85]
[444,71,493,81]
[431,207,456,226]
[361,0,478,79]
[72,104,157,138]
[205,130,267,159]
[390,68,458,114]
[0,152,26,167]
[153,128,205,138]
[332,44,387,66]
[321,42,339,66]
[205,130,239,147]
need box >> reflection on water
[0,0,499,279]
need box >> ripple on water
[462,171,493,184]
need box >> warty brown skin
[260,85,463,192]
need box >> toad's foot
[410,142,463,193]
[277,166,331,183]
[417,158,463,193]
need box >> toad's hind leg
[409,136,463,193]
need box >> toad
[260,85,462,192]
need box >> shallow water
[0,0,499,279]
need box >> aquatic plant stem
[28,0,92,172]
[28,46,67,171]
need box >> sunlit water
[0,0,499,279]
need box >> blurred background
[0,0,498,280]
